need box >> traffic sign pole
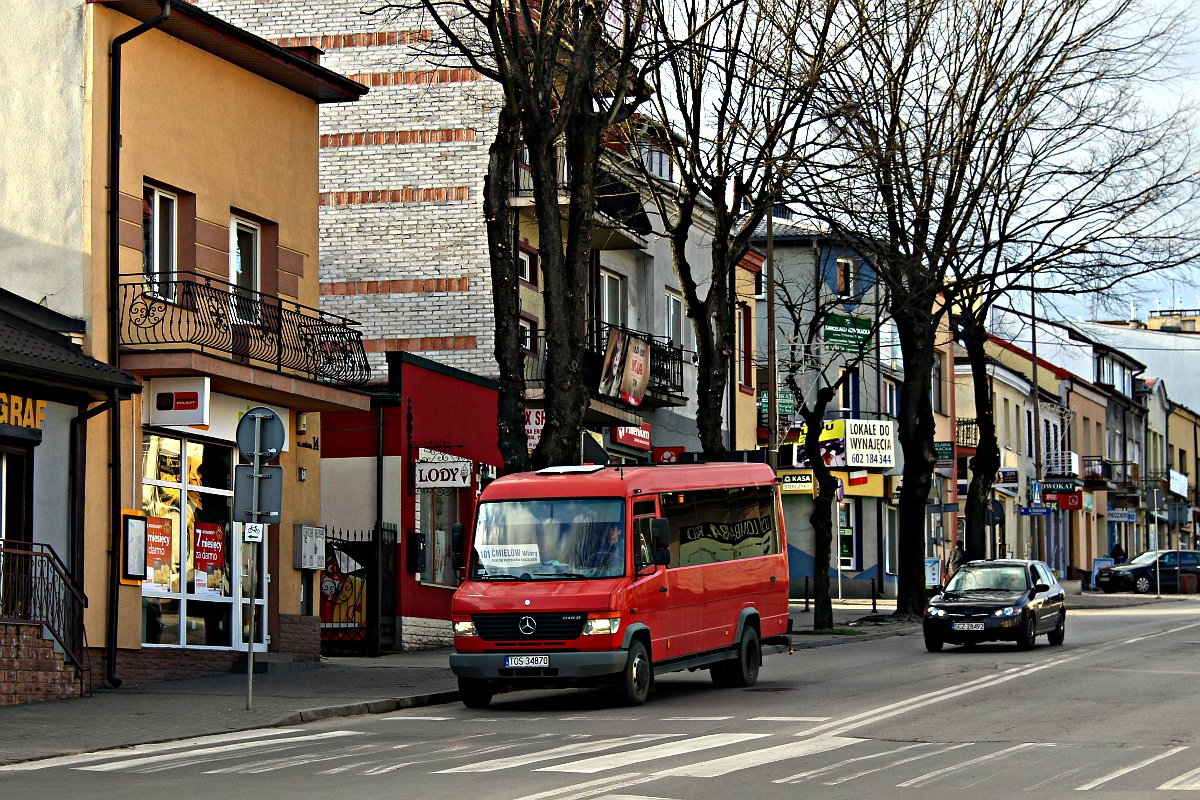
[247,410,262,711]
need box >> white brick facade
[198,0,502,377]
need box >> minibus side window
[756,486,781,555]
[659,491,690,566]
[632,498,658,567]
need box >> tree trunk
[960,313,1000,560]
[799,387,837,630]
[891,300,939,617]
[696,235,733,459]
[484,106,530,474]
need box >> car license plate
[951,622,985,631]
[505,655,549,668]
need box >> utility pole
[1030,290,1044,562]
[766,207,778,470]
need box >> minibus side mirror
[653,548,671,566]
[651,518,670,550]
[452,522,465,570]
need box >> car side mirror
[1032,582,1049,594]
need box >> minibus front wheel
[458,676,495,709]
[613,640,652,706]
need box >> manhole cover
[743,687,796,692]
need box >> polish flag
[848,470,869,486]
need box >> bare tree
[774,246,889,629]
[799,0,1200,615]
[386,0,658,468]
[623,0,852,458]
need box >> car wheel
[1048,613,1065,646]
[1015,615,1037,650]
[1134,575,1152,594]
[712,626,761,688]
[458,676,494,709]
[613,640,652,706]
[924,634,944,652]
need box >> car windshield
[469,498,626,581]
[1128,551,1165,566]
[945,565,1029,593]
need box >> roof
[0,310,140,398]
[90,0,368,103]
[0,288,86,334]
[482,463,778,501]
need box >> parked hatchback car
[923,559,1066,652]
[1096,550,1200,594]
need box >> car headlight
[582,616,621,635]
[992,606,1019,617]
[926,607,947,617]
[453,620,478,637]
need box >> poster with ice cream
[193,522,226,596]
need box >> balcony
[523,320,686,409]
[1081,456,1112,485]
[956,418,979,449]
[1044,451,1081,477]
[119,272,371,386]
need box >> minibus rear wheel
[711,626,760,688]
[458,676,494,709]
[613,640,652,706]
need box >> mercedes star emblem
[518,616,537,635]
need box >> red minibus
[449,462,791,707]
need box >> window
[517,247,536,285]
[741,304,754,387]
[230,217,260,323]
[599,270,626,328]
[835,258,856,297]
[1027,410,1035,456]
[839,367,859,411]
[642,145,673,181]
[518,315,537,353]
[879,320,901,370]
[772,204,793,220]
[931,354,944,415]
[884,380,899,418]
[417,487,461,587]
[142,185,177,298]
[659,486,780,567]
[665,291,685,346]
[140,433,263,650]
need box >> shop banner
[598,329,650,406]
[416,460,472,488]
[143,516,173,591]
[611,423,652,450]
[525,408,545,451]
[193,523,226,596]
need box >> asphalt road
[7,602,1200,800]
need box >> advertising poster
[784,420,895,470]
[598,330,650,406]
[143,516,174,591]
[193,522,226,596]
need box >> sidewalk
[0,592,1188,766]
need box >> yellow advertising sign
[778,469,885,498]
[0,394,46,429]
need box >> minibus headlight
[453,620,478,637]
[582,616,621,635]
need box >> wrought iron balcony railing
[0,539,89,692]
[523,320,685,405]
[512,144,570,197]
[1081,456,1112,483]
[120,272,371,386]
[956,418,979,448]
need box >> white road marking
[1126,637,1148,643]
[76,730,366,772]
[0,729,303,771]
[387,716,455,721]
[897,743,1047,788]
[594,795,679,800]
[1155,760,1200,790]
[520,772,659,800]
[437,735,682,773]
[661,716,732,721]
[538,734,770,774]
[655,735,860,778]
[750,716,831,722]
[820,743,969,786]
[203,745,384,775]
[774,742,932,784]
[1073,747,1187,790]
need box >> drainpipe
[106,0,172,689]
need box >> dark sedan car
[923,559,1066,652]
[1096,550,1200,594]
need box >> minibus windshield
[470,498,626,580]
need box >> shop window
[140,433,263,649]
[838,500,856,569]
[416,488,461,588]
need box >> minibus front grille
[472,613,587,641]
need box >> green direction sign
[758,390,795,415]
[823,314,873,353]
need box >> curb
[278,690,461,725]
[787,625,921,650]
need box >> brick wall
[0,623,82,705]
[401,615,453,649]
[196,0,503,379]
[277,614,321,662]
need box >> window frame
[599,269,627,328]
[517,245,538,287]
[229,216,261,323]
[142,184,178,299]
[665,290,685,347]
[835,258,856,297]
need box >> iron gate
[319,523,397,655]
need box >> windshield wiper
[474,573,519,580]
[529,572,590,579]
